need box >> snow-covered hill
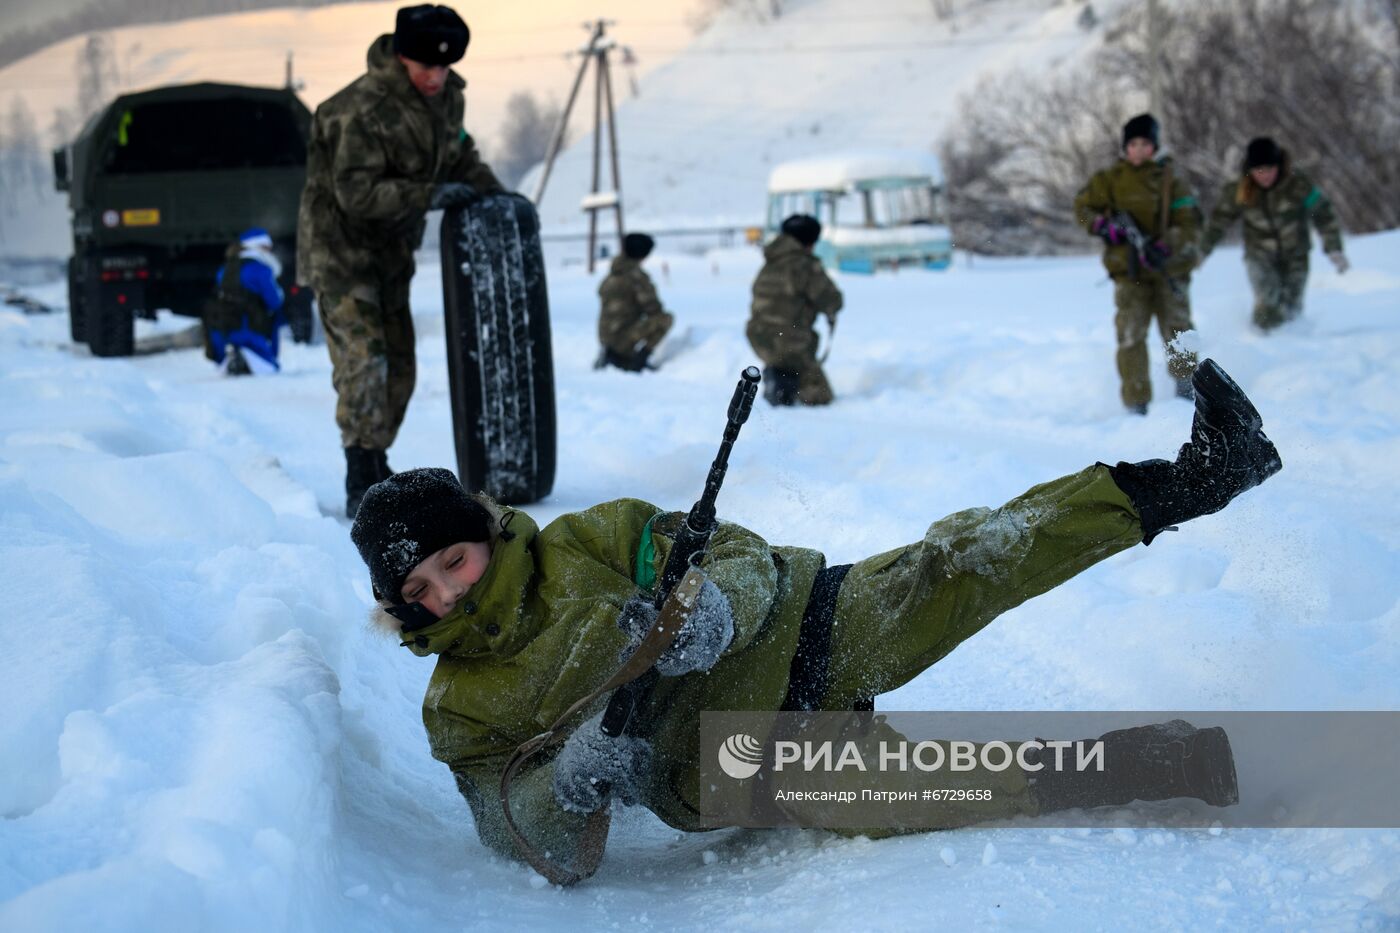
[0,0,697,257]
[532,0,1130,231]
[2,228,1398,929]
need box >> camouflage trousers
[1113,275,1197,408]
[816,465,1143,832]
[1245,255,1309,331]
[600,310,674,357]
[745,321,835,405]
[319,273,416,451]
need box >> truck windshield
[102,98,305,174]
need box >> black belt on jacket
[781,562,859,712]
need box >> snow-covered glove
[615,580,736,677]
[1328,251,1349,275]
[429,182,478,211]
[1090,215,1126,245]
[551,711,653,814]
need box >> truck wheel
[84,254,135,358]
[440,194,557,504]
[67,256,88,344]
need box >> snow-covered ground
[2,232,1399,930]
[532,0,1134,231]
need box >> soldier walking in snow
[746,214,844,406]
[1074,114,1201,415]
[297,4,505,518]
[1196,137,1348,331]
[596,233,674,372]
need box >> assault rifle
[1110,210,1185,299]
[498,366,763,885]
[600,365,763,736]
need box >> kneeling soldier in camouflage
[596,233,674,372]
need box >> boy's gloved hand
[1090,215,1125,245]
[551,711,652,814]
[615,580,736,676]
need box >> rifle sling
[498,565,707,886]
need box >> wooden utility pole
[532,20,626,272]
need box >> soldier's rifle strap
[1159,161,1174,238]
[498,565,708,886]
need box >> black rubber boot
[762,368,800,406]
[1109,358,1283,543]
[600,347,649,373]
[344,446,382,519]
[226,346,252,376]
[1029,719,1240,813]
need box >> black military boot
[226,346,252,376]
[1108,358,1283,543]
[344,446,381,519]
[373,450,394,483]
[1029,719,1239,814]
[762,368,800,406]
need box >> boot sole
[1182,725,1240,807]
[1192,359,1284,483]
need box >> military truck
[53,82,315,357]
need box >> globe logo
[718,733,764,780]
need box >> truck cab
[54,82,313,356]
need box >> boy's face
[400,541,491,619]
[1124,138,1156,166]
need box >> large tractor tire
[439,194,556,504]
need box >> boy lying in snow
[350,360,1280,879]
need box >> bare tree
[76,33,120,122]
[941,0,1400,254]
[493,91,566,190]
[4,98,46,195]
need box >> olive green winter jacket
[1073,158,1200,280]
[391,496,823,866]
[1198,157,1343,264]
[297,34,503,294]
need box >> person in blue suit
[204,228,287,375]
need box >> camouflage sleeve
[634,270,664,317]
[803,261,844,321]
[1304,182,1344,254]
[1072,170,1112,233]
[331,113,432,226]
[1199,181,1243,259]
[447,130,506,194]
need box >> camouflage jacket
[297,34,503,293]
[597,257,665,344]
[1199,157,1343,263]
[748,234,844,335]
[1073,157,1200,280]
